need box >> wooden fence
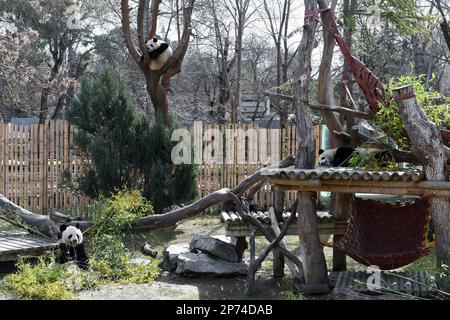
[0,121,90,215]
[0,120,320,215]
[191,122,321,209]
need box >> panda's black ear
[319,149,324,155]
[75,222,80,229]
[60,224,67,233]
[152,37,158,42]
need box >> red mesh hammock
[334,196,434,270]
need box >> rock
[141,243,158,258]
[129,258,152,266]
[163,243,191,272]
[190,235,238,262]
[175,253,248,276]
[211,235,237,246]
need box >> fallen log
[49,211,93,231]
[0,194,59,239]
[0,156,294,236]
[131,155,295,233]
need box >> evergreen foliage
[139,114,197,214]
[66,67,197,213]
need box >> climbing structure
[265,167,450,269]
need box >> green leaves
[375,74,450,151]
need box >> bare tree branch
[121,0,143,64]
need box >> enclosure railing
[0,120,320,215]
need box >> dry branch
[131,155,295,232]
[263,91,373,119]
[120,0,142,65]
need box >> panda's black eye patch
[68,234,72,239]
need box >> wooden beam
[270,179,450,198]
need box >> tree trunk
[145,71,169,123]
[0,194,58,239]
[316,0,349,271]
[293,0,329,292]
[273,190,285,278]
[317,0,345,147]
[392,84,450,292]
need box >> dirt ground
[0,215,435,300]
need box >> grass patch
[1,258,78,300]
[403,250,437,275]
[277,279,304,300]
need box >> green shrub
[89,189,154,234]
[88,234,160,284]
[375,74,450,150]
[87,189,160,283]
[2,258,78,300]
[139,114,198,214]
[66,66,148,198]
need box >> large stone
[211,235,237,246]
[162,243,191,271]
[190,235,238,262]
[175,253,248,276]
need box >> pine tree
[66,67,147,197]
[139,114,197,214]
[66,67,197,214]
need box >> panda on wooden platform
[319,146,391,168]
[142,37,173,70]
[55,223,89,270]
[319,146,356,167]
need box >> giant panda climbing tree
[120,0,195,124]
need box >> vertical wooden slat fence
[0,121,320,214]
[193,122,321,209]
[0,120,91,215]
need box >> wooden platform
[265,167,450,198]
[221,211,347,237]
[333,271,433,298]
[0,231,57,262]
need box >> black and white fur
[319,146,356,167]
[55,223,89,270]
[144,38,173,70]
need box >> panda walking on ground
[144,37,173,70]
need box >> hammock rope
[325,196,435,270]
